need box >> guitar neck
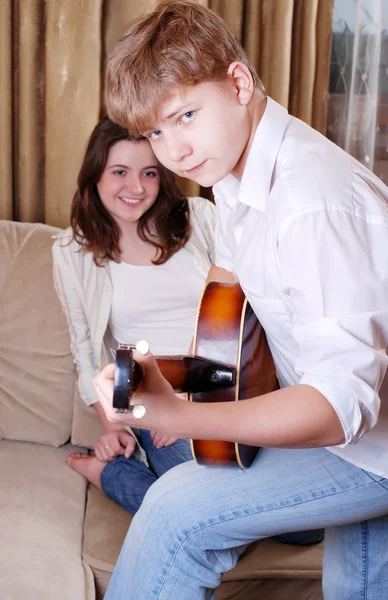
[151,356,236,393]
[155,357,190,392]
[113,346,236,411]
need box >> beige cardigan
[52,197,216,460]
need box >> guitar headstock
[112,344,143,412]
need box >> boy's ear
[227,61,254,105]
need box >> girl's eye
[181,111,194,123]
[113,169,125,176]
[149,130,162,141]
[144,170,157,177]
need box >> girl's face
[97,139,160,229]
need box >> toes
[65,452,87,466]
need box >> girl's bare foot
[66,453,106,490]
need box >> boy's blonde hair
[106,0,265,136]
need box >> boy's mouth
[185,160,207,175]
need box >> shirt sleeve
[278,208,388,446]
[52,239,100,406]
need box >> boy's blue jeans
[104,447,388,600]
[100,429,324,545]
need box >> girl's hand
[94,430,136,462]
[92,345,188,437]
[150,431,177,449]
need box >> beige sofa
[0,220,324,600]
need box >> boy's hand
[94,430,136,462]
[149,392,187,448]
[92,348,188,438]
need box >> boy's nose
[164,135,191,163]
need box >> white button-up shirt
[214,97,388,478]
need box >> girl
[52,116,216,514]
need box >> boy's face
[143,80,252,187]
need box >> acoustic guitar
[113,282,278,468]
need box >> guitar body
[190,282,278,468]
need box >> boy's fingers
[102,363,115,380]
[132,349,169,390]
[93,379,112,408]
[132,347,154,368]
[93,365,115,402]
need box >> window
[327,0,388,184]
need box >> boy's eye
[181,111,194,123]
[149,130,162,140]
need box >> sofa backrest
[0,221,75,446]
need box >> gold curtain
[0,0,333,228]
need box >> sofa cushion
[222,537,322,581]
[83,485,133,571]
[0,221,75,446]
[82,485,323,598]
[215,579,322,600]
[0,440,95,600]
[71,385,105,449]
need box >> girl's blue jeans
[104,446,388,600]
[100,429,193,514]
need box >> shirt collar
[213,97,290,213]
[213,172,240,210]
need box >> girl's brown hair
[70,116,190,266]
[106,0,266,136]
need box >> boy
[95,1,388,598]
